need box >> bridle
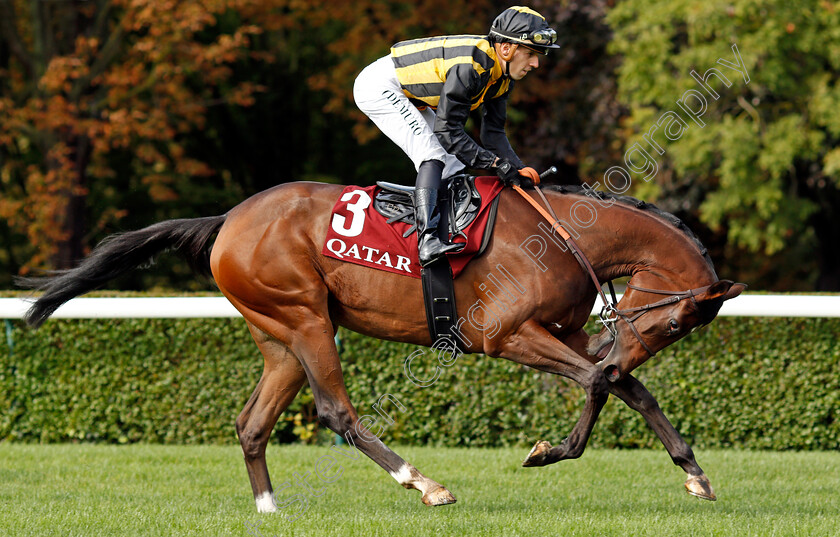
[512,183,715,357]
[597,282,713,356]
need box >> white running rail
[1,294,839,319]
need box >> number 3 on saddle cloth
[322,175,504,279]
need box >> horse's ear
[695,280,744,324]
[701,280,747,302]
[723,282,747,301]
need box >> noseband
[513,184,715,357]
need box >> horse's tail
[17,215,227,328]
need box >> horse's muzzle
[596,343,624,383]
[602,363,622,383]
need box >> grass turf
[0,444,837,536]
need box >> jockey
[353,6,560,267]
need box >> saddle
[374,174,483,242]
[373,174,497,353]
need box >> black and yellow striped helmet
[488,6,560,53]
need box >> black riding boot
[414,160,464,267]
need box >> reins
[512,184,613,310]
[512,183,711,357]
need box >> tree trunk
[54,136,91,269]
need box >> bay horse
[21,180,744,512]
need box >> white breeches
[353,55,466,179]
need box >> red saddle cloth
[321,177,503,279]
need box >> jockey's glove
[494,159,540,188]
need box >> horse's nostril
[603,364,621,383]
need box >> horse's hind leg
[273,312,456,507]
[308,328,455,505]
[237,322,307,513]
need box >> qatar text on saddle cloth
[321,177,504,278]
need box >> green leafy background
[2,315,837,450]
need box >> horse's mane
[542,184,715,270]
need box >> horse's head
[590,279,745,382]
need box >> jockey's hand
[494,159,539,188]
[494,158,520,185]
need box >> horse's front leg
[494,320,610,466]
[609,374,716,500]
[564,328,716,500]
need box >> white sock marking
[255,491,277,513]
[389,464,414,486]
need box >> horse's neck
[550,193,715,288]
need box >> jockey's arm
[433,64,498,170]
[480,96,524,170]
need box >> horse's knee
[585,369,610,402]
[634,394,659,414]
[618,384,659,414]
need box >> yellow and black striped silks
[390,35,512,110]
[389,35,519,169]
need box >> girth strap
[421,259,461,350]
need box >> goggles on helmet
[529,28,557,45]
[489,27,558,49]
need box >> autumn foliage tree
[0,0,275,276]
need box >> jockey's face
[507,45,541,80]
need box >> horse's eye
[668,319,680,333]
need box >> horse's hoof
[685,474,716,501]
[422,486,457,506]
[522,440,553,467]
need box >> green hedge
[1,316,838,450]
